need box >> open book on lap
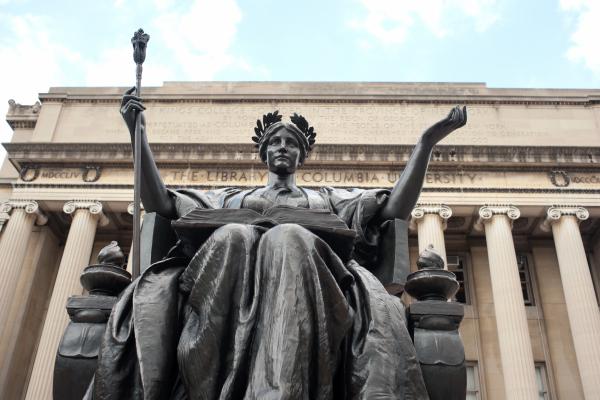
[172,206,357,261]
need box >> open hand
[120,87,146,135]
[420,106,467,148]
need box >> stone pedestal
[475,205,538,399]
[53,241,131,400]
[410,204,452,268]
[0,201,47,338]
[542,206,600,400]
[24,201,107,400]
[405,245,466,400]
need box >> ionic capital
[127,202,144,215]
[540,205,589,232]
[474,204,520,231]
[63,200,109,226]
[0,200,47,225]
[409,204,452,231]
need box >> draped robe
[90,187,429,400]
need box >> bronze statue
[89,88,467,399]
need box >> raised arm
[121,88,177,219]
[379,106,467,221]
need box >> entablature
[4,143,600,170]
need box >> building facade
[1,82,599,399]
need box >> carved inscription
[40,169,82,179]
[24,166,600,192]
[54,102,600,147]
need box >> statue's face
[265,128,303,175]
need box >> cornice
[3,142,600,170]
[37,82,600,106]
[40,96,600,107]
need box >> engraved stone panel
[50,101,600,147]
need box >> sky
[0,0,599,155]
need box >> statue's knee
[262,223,313,246]
[212,223,254,242]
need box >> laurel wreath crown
[251,110,317,151]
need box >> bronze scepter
[131,28,149,279]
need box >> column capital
[126,202,144,215]
[63,200,109,227]
[474,204,520,231]
[540,205,589,232]
[0,200,47,225]
[409,204,452,231]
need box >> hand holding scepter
[131,28,149,279]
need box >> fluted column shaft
[126,202,144,274]
[25,201,107,400]
[411,204,451,268]
[544,206,600,400]
[477,205,538,399]
[0,201,46,338]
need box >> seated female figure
[90,90,467,400]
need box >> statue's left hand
[420,106,467,147]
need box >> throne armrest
[140,212,178,273]
[372,218,410,295]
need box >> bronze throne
[53,214,466,399]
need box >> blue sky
[0,0,599,150]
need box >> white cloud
[84,0,248,86]
[0,0,262,163]
[0,13,81,160]
[152,0,245,79]
[350,0,499,45]
[560,0,600,76]
[0,14,80,103]
[83,46,174,87]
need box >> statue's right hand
[120,87,146,135]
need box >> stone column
[25,201,107,400]
[542,206,600,400]
[475,205,538,399]
[0,201,47,338]
[410,204,452,268]
[126,202,144,274]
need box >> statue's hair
[252,111,317,163]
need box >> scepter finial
[131,28,150,65]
